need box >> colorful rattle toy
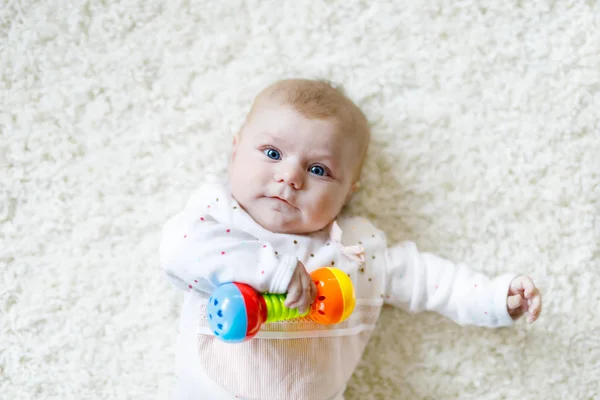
[207,267,355,343]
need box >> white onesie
[159,180,516,400]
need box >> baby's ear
[345,181,361,202]
[231,134,240,159]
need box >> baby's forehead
[244,84,369,179]
[259,106,358,143]
[258,99,358,135]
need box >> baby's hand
[507,276,543,324]
[284,261,317,315]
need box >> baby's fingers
[285,280,312,314]
[297,288,313,315]
[298,280,317,315]
[522,277,537,298]
[284,295,297,309]
[284,287,301,308]
[309,279,317,304]
[507,294,524,311]
[509,275,536,297]
[286,289,311,314]
[284,273,303,308]
[527,291,543,324]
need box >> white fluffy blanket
[1,1,598,399]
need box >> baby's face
[229,100,361,234]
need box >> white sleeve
[159,208,298,296]
[384,241,516,328]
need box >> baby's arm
[159,208,297,296]
[383,242,516,327]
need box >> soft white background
[1,0,599,399]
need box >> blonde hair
[245,79,370,181]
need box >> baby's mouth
[269,196,296,209]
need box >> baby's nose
[276,161,304,189]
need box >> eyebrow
[262,132,291,147]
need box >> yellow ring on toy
[327,267,356,322]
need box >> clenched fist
[284,261,317,315]
[507,276,543,324]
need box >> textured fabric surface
[1,1,599,399]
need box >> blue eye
[309,165,326,176]
[264,148,281,160]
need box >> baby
[159,79,543,400]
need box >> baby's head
[229,79,370,234]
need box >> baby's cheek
[315,190,344,220]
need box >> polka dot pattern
[167,182,509,370]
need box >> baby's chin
[250,205,326,235]
[234,196,330,234]
[253,209,306,234]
